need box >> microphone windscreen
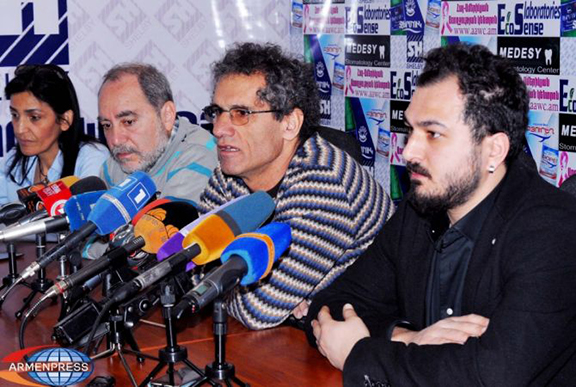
[17,183,46,203]
[0,202,28,225]
[221,223,291,285]
[131,198,171,226]
[134,201,199,253]
[156,194,249,261]
[37,181,72,216]
[65,191,106,231]
[182,192,275,266]
[184,214,237,266]
[58,175,80,188]
[88,171,156,235]
[217,191,275,234]
[69,176,107,195]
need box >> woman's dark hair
[4,64,100,184]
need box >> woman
[0,64,110,204]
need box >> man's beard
[407,151,482,216]
[112,126,170,174]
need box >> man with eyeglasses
[198,42,393,330]
[98,63,217,204]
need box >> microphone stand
[139,281,219,387]
[0,241,23,291]
[15,233,54,319]
[56,246,83,321]
[89,271,157,387]
[91,305,157,387]
[202,298,248,387]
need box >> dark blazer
[306,157,576,386]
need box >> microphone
[0,171,156,301]
[39,237,146,301]
[133,201,199,254]
[0,202,28,226]
[173,222,291,318]
[9,176,107,228]
[108,191,275,305]
[69,199,198,299]
[18,176,79,213]
[36,180,72,216]
[0,176,80,226]
[0,191,104,243]
[156,194,248,262]
[183,191,274,266]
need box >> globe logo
[26,347,93,386]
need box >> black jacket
[306,158,576,386]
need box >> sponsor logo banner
[391,0,426,35]
[346,66,391,99]
[345,0,391,35]
[390,69,419,100]
[0,0,69,67]
[390,99,410,133]
[303,3,346,34]
[526,110,558,183]
[304,34,345,128]
[558,150,576,186]
[440,1,498,36]
[561,0,576,37]
[441,35,497,52]
[560,76,576,113]
[497,0,561,37]
[406,33,424,69]
[523,74,559,112]
[559,113,576,152]
[345,34,390,67]
[497,36,560,75]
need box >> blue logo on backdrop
[0,0,69,156]
[0,0,69,67]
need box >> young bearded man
[306,43,576,386]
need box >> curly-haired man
[198,42,393,330]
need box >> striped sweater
[198,133,394,330]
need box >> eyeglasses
[202,105,282,126]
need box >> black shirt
[425,188,499,326]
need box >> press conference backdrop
[0,0,574,199]
[0,0,290,157]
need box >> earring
[488,165,495,174]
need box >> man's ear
[485,132,510,171]
[160,101,177,134]
[283,108,304,141]
[59,110,73,132]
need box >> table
[0,242,342,387]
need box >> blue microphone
[66,191,105,231]
[173,222,291,318]
[6,172,156,286]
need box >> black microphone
[38,236,145,301]
[0,202,28,226]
